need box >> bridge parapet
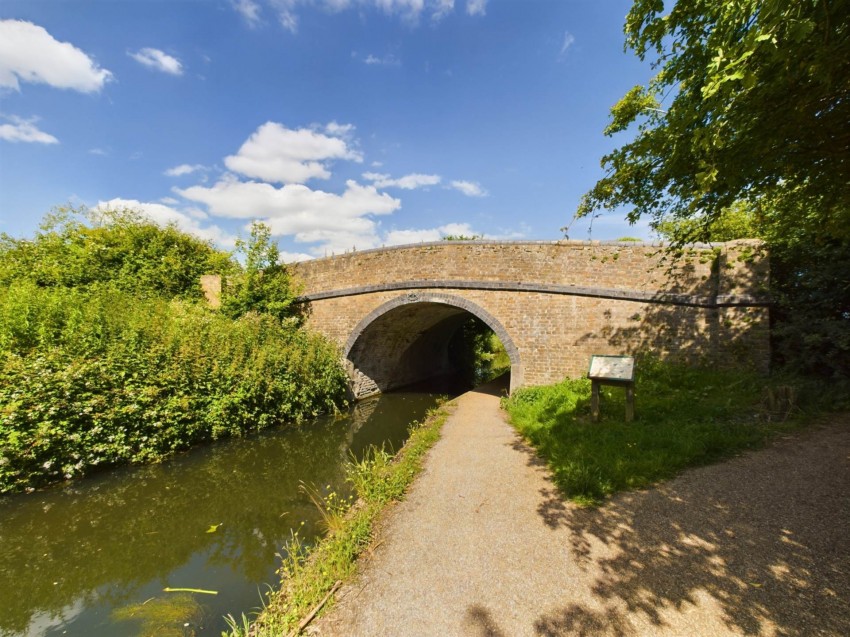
[293,240,717,298]
[290,240,769,396]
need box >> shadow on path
[471,373,511,398]
[516,418,850,636]
[464,604,509,637]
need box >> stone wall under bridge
[288,240,770,399]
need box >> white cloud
[224,121,362,184]
[363,172,441,190]
[287,221,492,258]
[0,115,58,144]
[322,0,353,11]
[295,224,381,255]
[165,163,206,177]
[450,180,487,197]
[279,250,315,263]
[324,121,355,138]
[273,220,495,260]
[177,176,399,222]
[363,53,401,66]
[184,206,210,220]
[279,11,299,32]
[489,227,527,240]
[95,198,237,248]
[0,20,112,92]
[567,211,654,242]
[131,115,495,259]
[176,176,401,256]
[240,1,482,32]
[384,222,475,245]
[89,147,108,156]
[436,222,478,238]
[160,196,180,205]
[129,48,183,76]
[155,119,431,257]
[264,0,307,33]
[432,0,454,22]
[368,0,428,23]
[560,31,575,56]
[232,0,264,26]
[466,0,487,16]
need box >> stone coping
[298,279,770,308]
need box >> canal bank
[312,385,850,636]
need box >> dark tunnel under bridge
[343,294,522,398]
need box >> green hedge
[0,281,349,493]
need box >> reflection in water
[0,390,443,636]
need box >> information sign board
[588,355,635,383]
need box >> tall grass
[231,403,450,636]
[503,358,802,506]
[0,280,349,493]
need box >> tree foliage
[221,222,302,325]
[580,1,850,378]
[0,206,233,298]
[578,0,850,241]
[447,317,511,386]
[654,200,761,243]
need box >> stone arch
[344,292,523,398]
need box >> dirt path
[312,380,850,636]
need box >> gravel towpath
[312,379,850,636]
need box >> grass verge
[501,358,827,507]
[223,400,452,636]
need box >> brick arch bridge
[290,240,770,398]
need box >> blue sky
[0,0,654,261]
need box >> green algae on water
[110,593,206,637]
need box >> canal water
[0,389,449,636]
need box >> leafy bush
[221,222,301,325]
[0,206,233,299]
[0,281,349,493]
[0,210,349,494]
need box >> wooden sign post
[588,355,636,423]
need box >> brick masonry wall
[293,240,717,298]
[290,240,769,393]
